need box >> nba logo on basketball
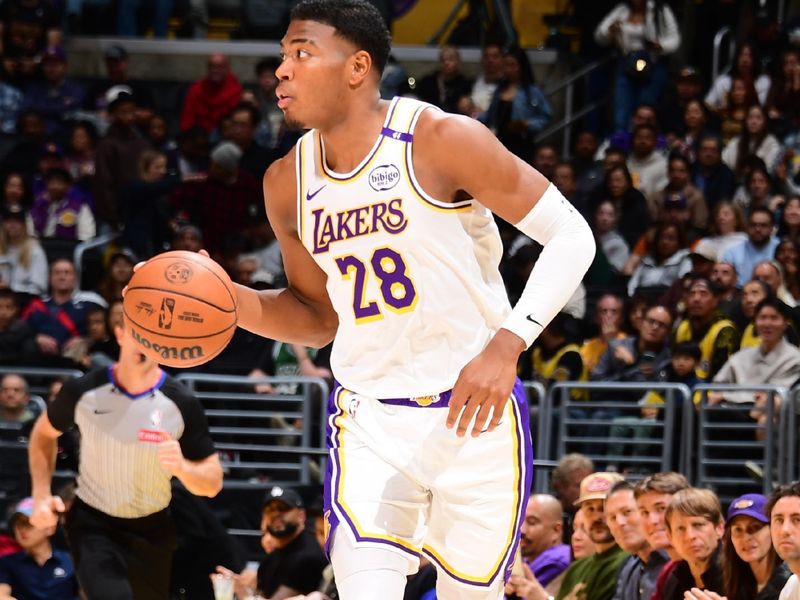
[158,297,175,330]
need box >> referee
[27,321,223,600]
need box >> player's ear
[348,50,372,86]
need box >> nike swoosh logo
[93,409,113,415]
[306,184,326,201]
[526,315,543,327]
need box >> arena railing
[687,384,785,504]
[781,386,800,485]
[175,373,329,488]
[544,381,693,480]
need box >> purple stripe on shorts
[324,381,422,559]
[421,378,533,587]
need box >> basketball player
[231,1,595,598]
[26,322,223,600]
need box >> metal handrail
[534,55,614,156]
[542,55,613,96]
[176,373,330,484]
[73,232,118,291]
[693,383,786,494]
[546,381,692,475]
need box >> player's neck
[317,94,387,173]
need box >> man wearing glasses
[591,305,673,383]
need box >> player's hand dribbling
[30,495,65,529]
[447,329,525,437]
[157,434,187,476]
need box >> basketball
[122,250,238,368]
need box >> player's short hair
[291,0,391,75]
[766,481,800,518]
[665,488,723,530]
[633,471,690,499]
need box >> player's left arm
[413,111,595,437]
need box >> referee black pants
[65,497,177,600]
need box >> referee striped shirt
[48,367,215,519]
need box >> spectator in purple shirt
[519,494,572,593]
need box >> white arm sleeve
[501,184,596,348]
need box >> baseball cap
[575,472,624,506]
[689,239,718,263]
[263,485,304,509]
[42,46,66,62]
[727,493,768,524]
[7,497,34,527]
[104,44,128,61]
[210,142,242,173]
[105,85,134,111]
[663,192,688,210]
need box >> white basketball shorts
[322,379,533,589]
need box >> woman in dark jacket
[480,46,551,160]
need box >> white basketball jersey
[296,97,512,398]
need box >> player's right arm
[235,153,339,348]
[27,412,65,529]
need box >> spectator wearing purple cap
[687,494,790,600]
[0,497,79,600]
[22,47,84,135]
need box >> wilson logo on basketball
[368,164,400,192]
[131,328,204,361]
[158,297,175,330]
[164,262,193,284]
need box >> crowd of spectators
[1,0,800,598]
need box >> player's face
[276,20,361,130]
[771,496,800,562]
[667,513,724,564]
[637,492,673,550]
[730,515,771,565]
